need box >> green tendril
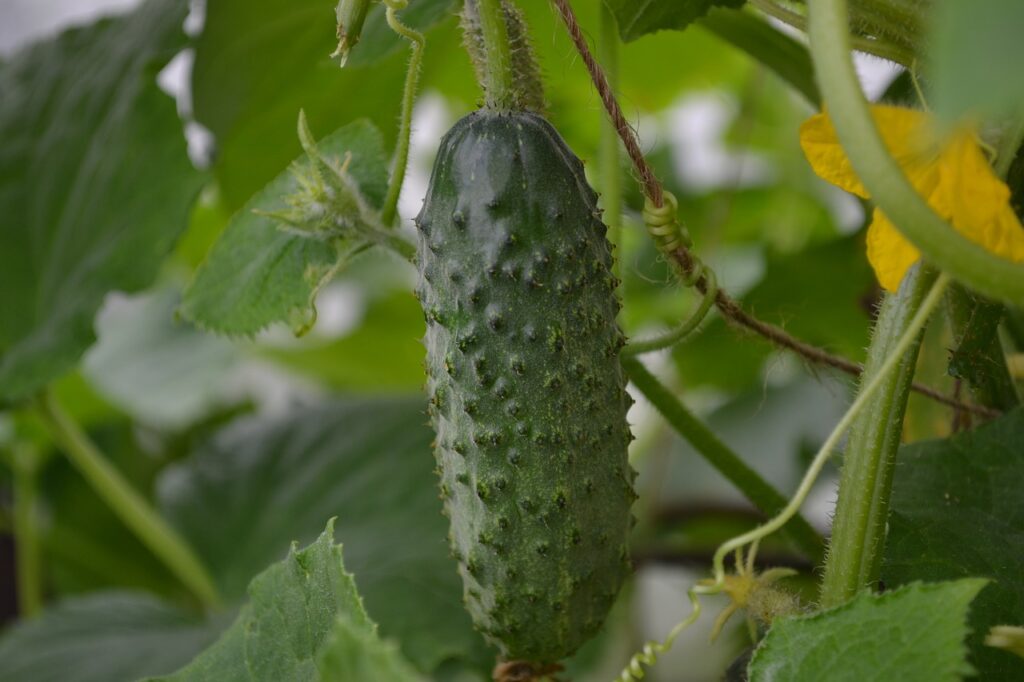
[624,192,718,356]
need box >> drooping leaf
[749,579,987,682]
[83,289,238,430]
[606,0,745,42]
[0,0,204,402]
[883,408,1024,681]
[0,592,227,682]
[150,523,410,682]
[928,0,1024,125]
[157,397,489,674]
[699,8,820,106]
[179,120,390,336]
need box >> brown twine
[550,0,998,419]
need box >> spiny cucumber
[416,109,635,665]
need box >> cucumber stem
[621,356,825,562]
[476,0,516,110]
[818,265,935,607]
[381,1,425,227]
[37,393,222,608]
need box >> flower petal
[937,132,1024,263]
[866,207,921,292]
[800,105,937,199]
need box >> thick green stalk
[12,444,43,617]
[621,356,824,562]
[380,1,425,227]
[475,0,515,110]
[819,266,936,607]
[807,0,1024,305]
[598,2,622,280]
[37,394,221,607]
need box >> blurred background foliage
[1,0,1023,680]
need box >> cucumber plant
[1,0,1023,682]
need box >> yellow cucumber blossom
[800,105,1024,292]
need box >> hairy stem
[37,393,221,607]
[702,272,950,589]
[819,265,935,607]
[11,443,43,617]
[621,356,825,562]
[807,0,1024,305]
[476,0,515,110]
[380,1,425,227]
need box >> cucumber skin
[416,110,635,663]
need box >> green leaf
[83,289,238,429]
[0,592,227,682]
[698,8,820,106]
[928,0,1024,124]
[749,579,988,682]
[606,0,745,42]
[151,523,402,681]
[883,408,1024,681]
[157,397,489,674]
[316,616,423,682]
[192,0,410,209]
[346,0,458,67]
[179,120,389,336]
[0,0,205,402]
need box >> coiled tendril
[623,191,719,356]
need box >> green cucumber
[416,109,635,664]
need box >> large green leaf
[882,408,1024,681]
[0,0,205,402]
[151,524,417,682]
[928,0,1024,124]
[179,120,390,336]
[346,0,459,67]
[749,579,987,681]
[316,616,423,682]
[0,592,227,682]
[157,397,489,674]
[83,289,238,429]
[606,0,745,41]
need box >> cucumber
[416,109,635,664]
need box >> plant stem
[751,0,913,66]
[621,356,824,562]
[476,0,515,110]
[598,2,622,281]
[11,443,43,617]
[807,0,1024,305]
[380,1,425,227]
[703,271,950,588]
[819,265,935,607]
[37,393,221,607]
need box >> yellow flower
[799,105,1024,292]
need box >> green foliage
[928,0,1024,124]
[749,579,987,682]
[151,523,419,682]
[606,0,746,42]
[179,120,390,337]
[883,408,1024,681]
[0,0,204,402]
[0,593,227,682]
[157,398,490,674]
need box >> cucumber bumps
[416,110,635,664]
